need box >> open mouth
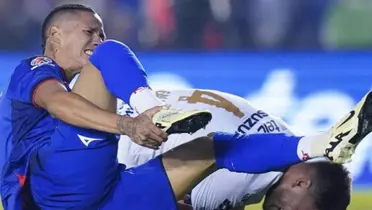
[84,49,93,56]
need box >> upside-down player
[117,89,358,210]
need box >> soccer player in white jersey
[118,89,358,210]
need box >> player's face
[54,11,105,74]
[262,164,316,210]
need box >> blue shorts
[29,122,177,210]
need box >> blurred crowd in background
[1,0,372,51]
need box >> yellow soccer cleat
[325,91,372,163]
[152,109,212,135]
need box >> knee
[94,39,131,57]
[89,39,138,75]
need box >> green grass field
[244,192,372,210]
[1,192,371,209]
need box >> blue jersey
[0,56,69,208]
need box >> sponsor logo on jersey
[236,110,268,134]
[77,134,104,146]
[30,56,53,70]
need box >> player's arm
[33,79,125,134]
[33,79,165,149]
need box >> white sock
[297,132,328,160]
[129,87,164,113]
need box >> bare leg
[72,62,116,112]
[162,136,217,200]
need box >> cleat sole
[166,112,212,135]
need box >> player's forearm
[44,92,132,135]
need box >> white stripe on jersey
[117,89,295,210]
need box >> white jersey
[117,89,294,210]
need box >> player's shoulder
[8,56,63,92]
[15,56,57,73]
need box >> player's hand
[121,106,168,149]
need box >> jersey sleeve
[7,57,64,104]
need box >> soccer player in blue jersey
[0,4,211,210]
[23,16,372,210]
